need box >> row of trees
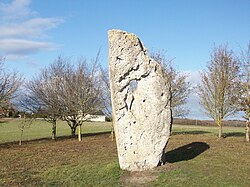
[150,44,250,141]
[0,43,249,142]
[20,55,105,141]
[0,51,192,142]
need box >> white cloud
[0,18,63,38]
[184,70,201,86]
[0,0,63,60]
[0,0,35,21]
[181,70,209,119]
[183,70,242,120]
[186,92,209,120]
[0,39,56,55]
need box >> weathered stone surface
[108,29,171,171]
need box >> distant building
[88,115,106,122]
[88,111,106,122]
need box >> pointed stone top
[108,29,130,35]
[108,29,147,54]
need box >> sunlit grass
[173,124,245,137]
[0,119,112,143]
[0,120,249,186]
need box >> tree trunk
[218,125,222,138]
[78,125,82,142]
[52,120,57,140]
[19,129,23,145]
[246,119,250,142]
[217,117,222,138]
[71,127,76,136]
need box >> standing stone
[108,29,172,171]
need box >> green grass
[0,131,120,186]
[150,125,249,187]
[0,121,249,186]
[0,119,112,143]
[41,162,120,186]
[173,124,246,137]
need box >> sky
[0,0,249,119]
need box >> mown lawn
[0,119,112,143]
[151,125,250,187]
[0,120,249,186]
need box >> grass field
[0,119,249,186]
[0,119,112,143]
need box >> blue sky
[0,0,249,119]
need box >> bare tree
[198,45,240,138]
[238,43,250,142]
[151,51,191,118]
[99,66,112,117]
[99,66,114,140]
[0,57,22,110]
[18,116,33,145]
[60,57,103,141]
[21,57,67,140]
[21,55,103,141]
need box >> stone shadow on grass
[224,132,245,138]
[162,142,210,163]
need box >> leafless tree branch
[198,45,240,138]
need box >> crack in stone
[119,88,129,111]
[129,95,135,110]
[116,56,124,61]
[118,64,140,83]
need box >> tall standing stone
[108,29,172,171]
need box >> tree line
[0,43,249,142]
[20,54,106,141]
